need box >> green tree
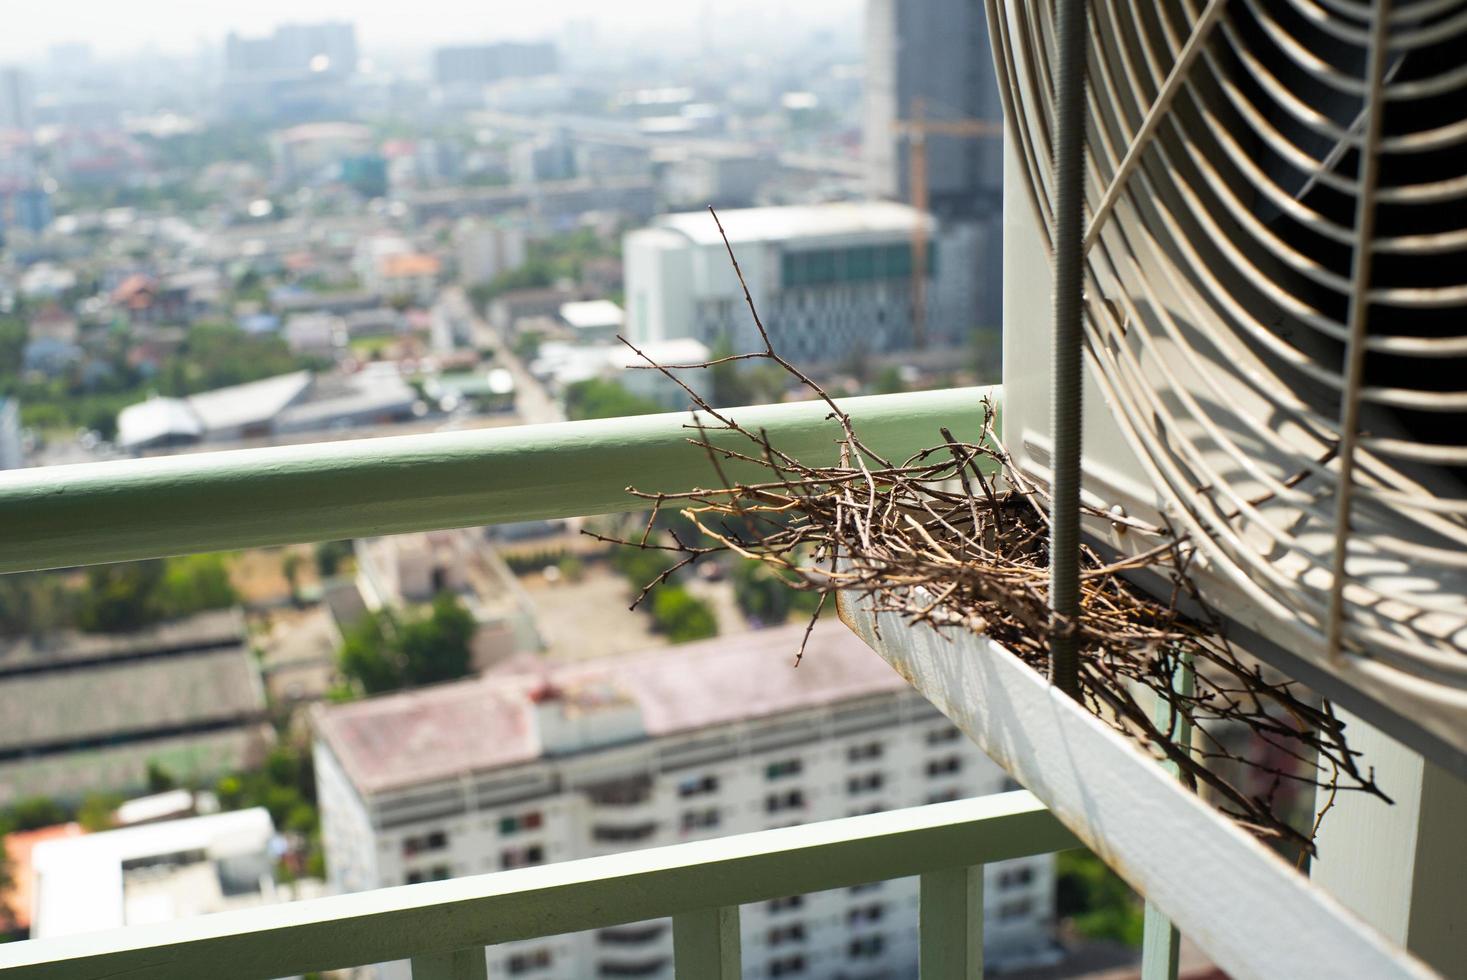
[650,586,718,643]
[75,560,166,632]
[709,338,753,407]
[4,797,67,832]
[337,610,403,695]
[77,794,122,832]
[563,378,662,421]
[159,553,237,618]
[1056,849,1146,946]
[146,760,178,793]
[732,561,795,626]
[611,546,677,592]
[314,540,353,578]
[512,329,543,363]
[282,553,303,604]
[336,593,477,694]
[400,593,477,686]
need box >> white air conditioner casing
[994,2,1467,776]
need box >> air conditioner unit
[995,1,1467,777]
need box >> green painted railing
[0,792,1075,980]
[0,387,991,574]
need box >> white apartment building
[623,202,974,364]
[313,622,1056,980]
[28,808,310,938]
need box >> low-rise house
[532,338,710,408]
[373,253,440,306]
[558,299,624,343]
[28,808,321,939]
[284,312,344,355]
[117,369,417,453]
[27,305,78,345]
[353,528,542,670]
[487,286,581,335]
[0,609,272,805]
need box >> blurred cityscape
[0,4,1177,978]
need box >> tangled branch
[591,207,1387,853]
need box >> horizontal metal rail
[0,792,1074,980]
[0,386,992,574]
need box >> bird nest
[594,210,1388,853]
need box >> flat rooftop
[652,201,932,247]
[314,621,905,796]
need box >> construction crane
[892,98,1002,348]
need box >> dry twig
[593,207,1387,853]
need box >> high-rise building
[863,0,1002,218]
[313,623,1056,979]
[222,22,359,121]
[431,43,559,88]
[225,22,358,79]
[863,1,1004,332]
[0,67,34,133]
[624,202,968,362]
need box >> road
[439,286,565,426]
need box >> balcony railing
[0,792,1075,979]
[0,387,1436,978]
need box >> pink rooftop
[314,622,904,795]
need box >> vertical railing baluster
[673,906,741,980]
[409,946,489,980]
[1140,652,1193,980]
[920,865,984,979]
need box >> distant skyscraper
[863,0,1002,219]
[223,22,359,122]
[431,43,558,88]
[225,21,358,79]
[0,67,35,133]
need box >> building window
[401,829,449,858]
[764,790,805,814]
[926,726,962,745]
[767,923,806,947]
[998,899,1034,921]
[926,756,962,777]
[999,867,1035,889]
[677,774,719,798]
[846,772,884,795]
[405,865,451,885]
[592,822,658,843]
[598,924,667,946]
[848,881,882,896]
[766,758,803,780]
[597,958,669,977]
[768,954,806,977]
[846,742,883,763]
[500,811,544,836]
[681,808,720,832]
[847,904,885,927]
[507,949,552,974]
[846,803,886,818]
[927,788,962,805]
[767,895,805,914]
[501,845,545,869]
[586,775,653,806]
[848,935,885,959]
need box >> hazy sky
[3,0,861,62]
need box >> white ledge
[837,595,1434,980]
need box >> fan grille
[992,0,1467,688]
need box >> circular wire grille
[991,0,1467,690]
